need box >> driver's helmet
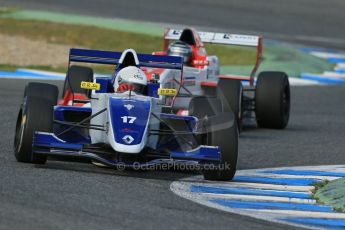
[167,41,192,64]
[114,66,147,94]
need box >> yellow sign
[80,81,100,90]
[157,88,177,96]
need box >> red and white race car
[145,28,290,130]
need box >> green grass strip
[314,178,345,212]
[0,9,334,76]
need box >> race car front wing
[32,132,221,168]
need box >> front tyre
[202,115,238,181]
[188,96,238,181]
[14,83,58,163]
[217,79,243,132]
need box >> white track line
[241,165,345,173]
[238,172,340,181]
[16,68,65,78]
[288,78,322,86]
[191,192,316,204]
[257,209,345,219]
[322,71,345,78]
[309,51,345,59]
[180,181,314,192]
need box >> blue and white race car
[14,48,238,181]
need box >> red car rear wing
[163,28,263,86]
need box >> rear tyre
[189,96,238,181]
[217,79,243,132]
[255,71,290,129]
[14,83,58,163]
[63,65,94,97]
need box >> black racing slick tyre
[24,82,59,104]
[188,96,222,145]
[188,96,222,118]
[255,71,290,129]
[217,79,243,131]
[189,96,238,181]
[63,65,94,97]
[14,83,58,164]
[202,115,238,181]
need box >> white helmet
[114,66,147,94]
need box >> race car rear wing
[164,29,261,47]
[164,28,262,86]
[69,48,183,70]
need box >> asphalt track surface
[2,0,345,50]
[1,79,345,230]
